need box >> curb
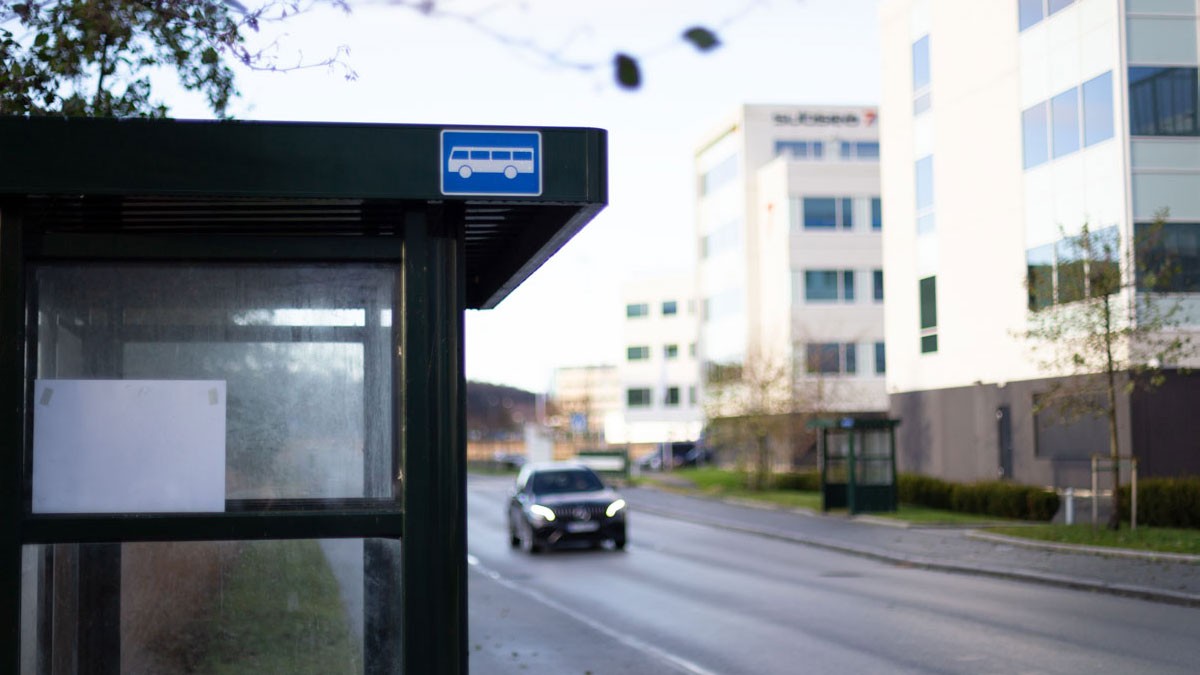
[966,530,1200,564]
[631,502,1200,609]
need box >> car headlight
[606,499,626,518]
[529,504,556,522]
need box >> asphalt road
[466,474,1200,675]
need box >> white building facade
[606,275,704,447]
[879,0,1200,484]
[695,104,888,415]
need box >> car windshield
[530,469,604,494]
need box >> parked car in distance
[636,441,711,471]
[508,463,627,554]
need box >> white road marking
[466,554,723,675]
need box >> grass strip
[205,540,361,674]
[985,524,1200,556]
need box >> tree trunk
[1103,295,1122,531]
[754,433,770,491]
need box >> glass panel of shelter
[23,260,402,673]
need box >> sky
[169,0,883,393]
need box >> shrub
[897,474,954,510]
[772,471,820,492]
[1118,477,1200,529]
[901,474,1058,521]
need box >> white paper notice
[32,379,227,514]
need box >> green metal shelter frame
[0,117,606,674]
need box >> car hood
[531,489,621,506]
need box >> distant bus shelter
[812,418,900,515]
[0,117,606,674]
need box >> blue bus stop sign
[441,129,542,197]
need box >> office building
[606,275,704,451]
[879,0,1200,484]
[695,104,888,422]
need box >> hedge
[1118,477,1200,529]
[898,473,1059,521]
[771,471,821,492]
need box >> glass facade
[872,198,883,230]
[626,303,648,318]
[627,346,649,360]
[874,342,886,374]
[662,300,677,316]
[873,269,884,301]
[1024,71,1114,168]
[1137,222,1200,292]
[1129,66,1200,136]
[919,276,938,354]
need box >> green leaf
[33,32,48,47]
[614,53,640,89]
[683,27,720,52]
[201,47,219,65]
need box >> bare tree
[1020,212,1194,530]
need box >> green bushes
[897,474,954,510]
[771,471,820,492]
[1118,477,1200,529]
[899,473,1059,521]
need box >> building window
[774,140,824,159]
[1051,88,1080,158]
[839,141,880,160]
[700,152,740,196]
[912,35,931,92]
[805,343,857,375]
[1129,66,1199,137]
[627,388,652,407]
[664,344,679,359]
[871,197,882,230]
[689,342,696,357]
[1027,227,1122,310]
[662,300,677,316]
[915,156,933,211]
[1082,71,1114,147]
[664,387,681,407]
[917,213,935,234]
[803,269,857,303]
[919,276,938,354]
[875,342,886,374]
[873,269,884,301]
[798,197,855,230]
[1023,102,1050,169]
[627,345,649,361]
[1026,244,1055,310]
[1018,0,1043,31]
[1137,222,1200,292]
[803,197,837,229]
[688,385,697,406]
[1020,0,1074,32]
[1025,72,1115,168]
[626,303,648,318]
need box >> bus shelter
[0,117,606,674]
[812,418,900,515]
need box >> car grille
[551,503,607,521]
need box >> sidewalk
[624,485,1200,607]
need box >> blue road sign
[441,129,542,197]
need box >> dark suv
[507,463,627,553]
